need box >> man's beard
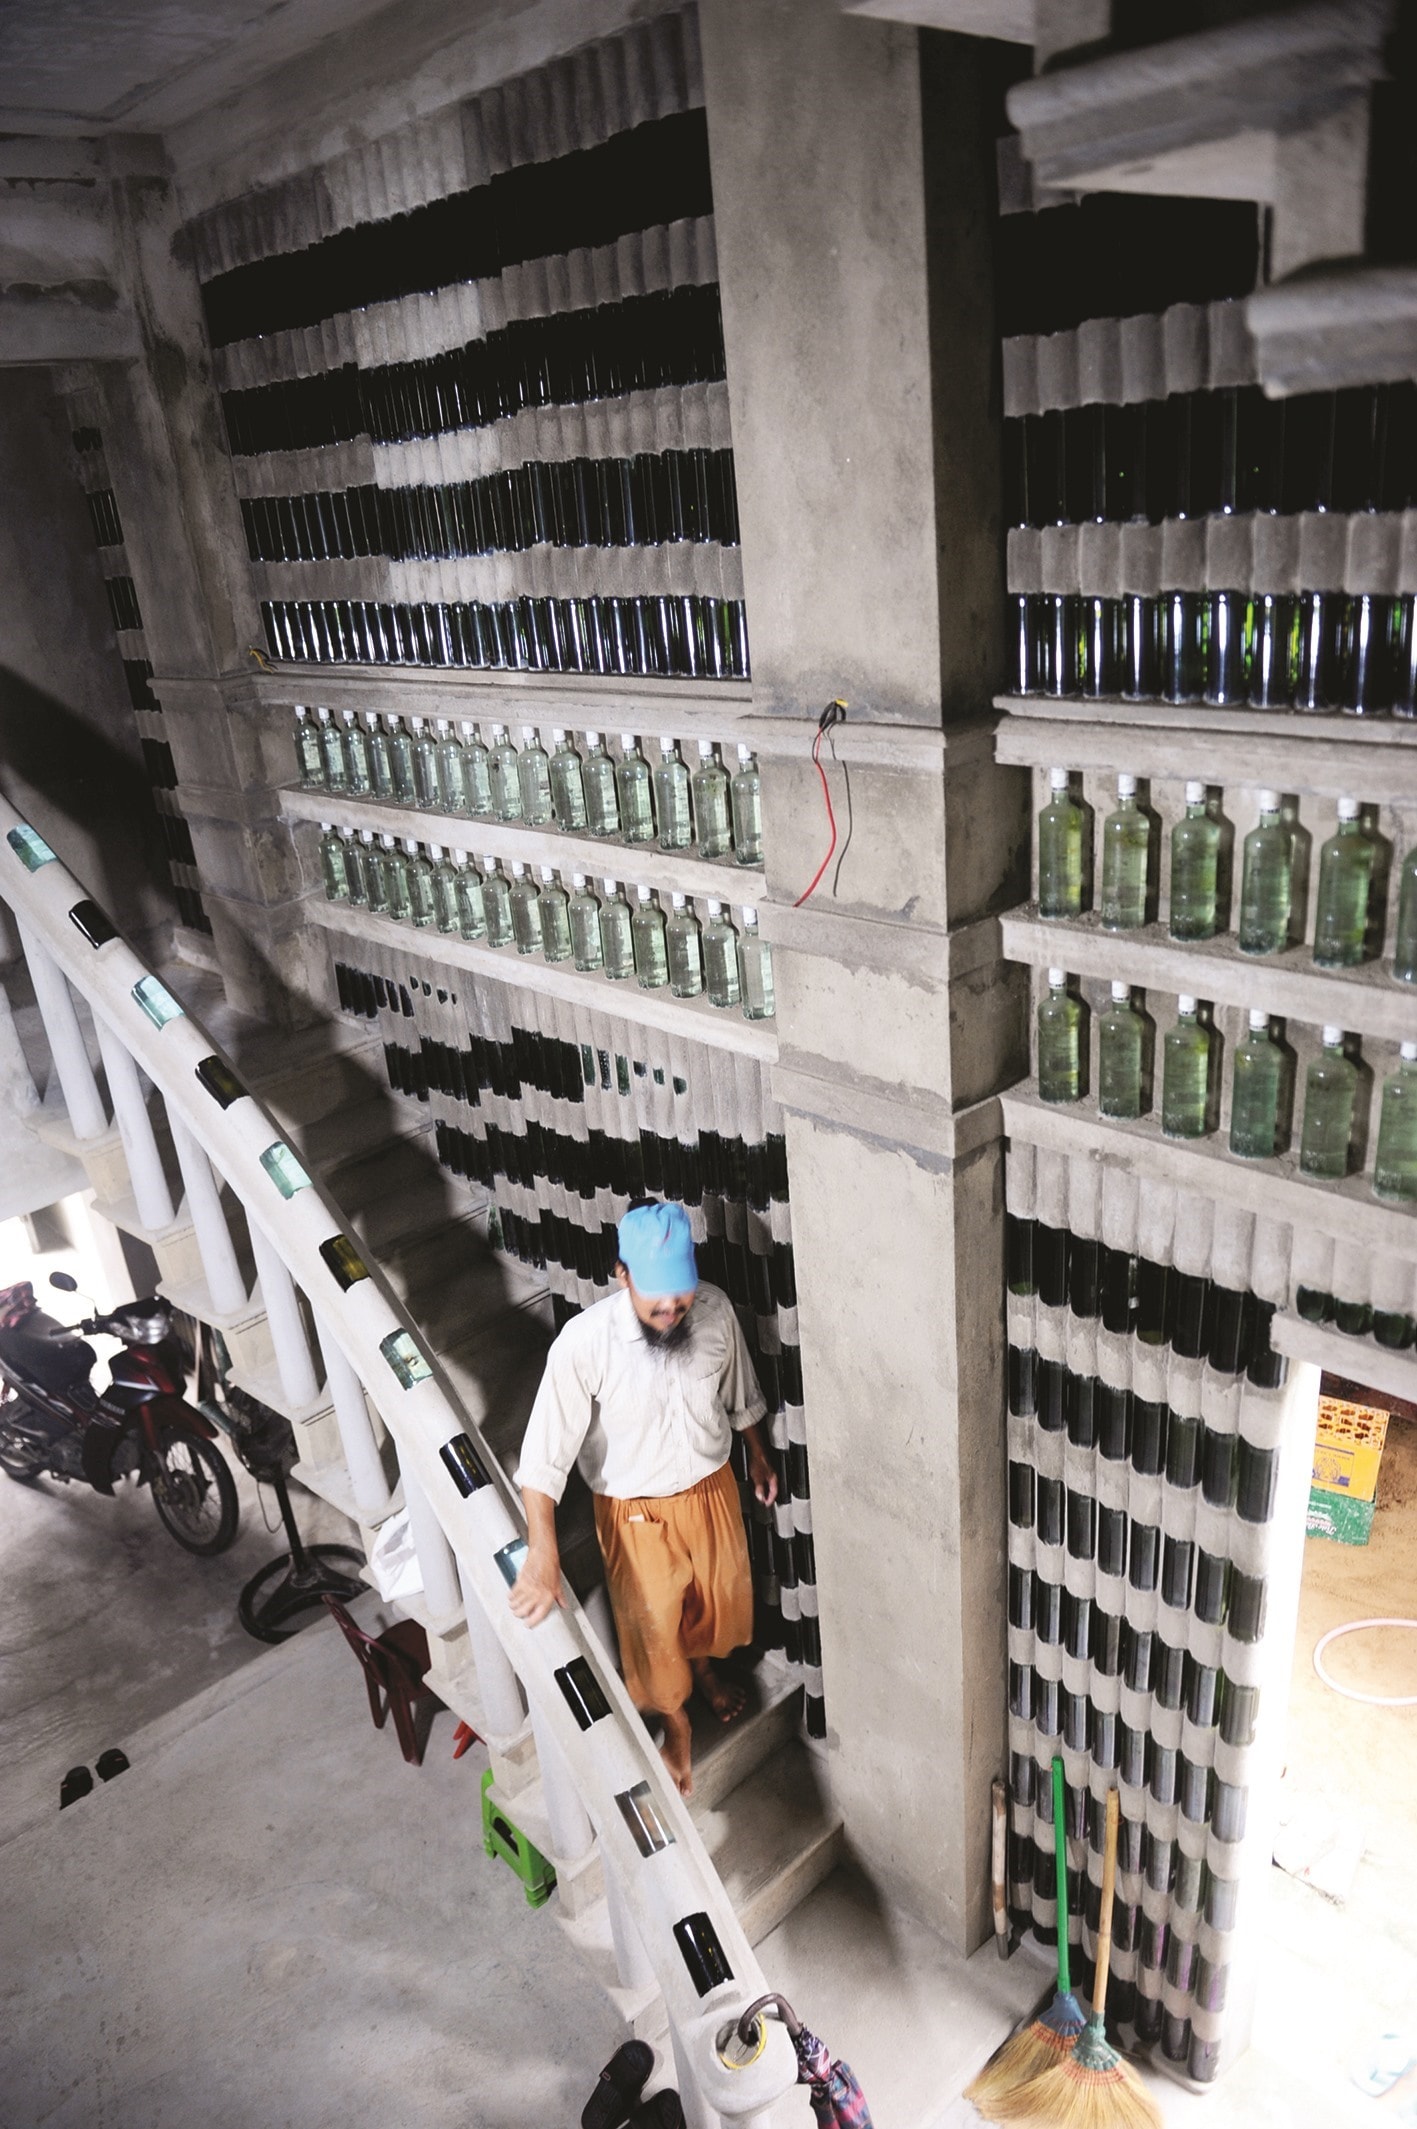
[637,1313,691,1352]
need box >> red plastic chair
[321,1595,440,1765]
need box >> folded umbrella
[739,1994,875,2129]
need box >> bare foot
[693,1659,747,1725]
[660,1706,693,1796]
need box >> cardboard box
[1312,1397,1389,1502]
[1306,1485,1376,1547]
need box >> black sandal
[581,2040,654,2129]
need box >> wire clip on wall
[793,699,851,908]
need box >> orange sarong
[593,1461,754,1716]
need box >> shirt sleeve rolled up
[719,1296,768,1433]
[514,1327,595,1503]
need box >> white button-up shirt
[514,1282,766,1503]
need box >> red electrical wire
[793,708,845,908]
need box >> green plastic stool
[481,1768,557,1908]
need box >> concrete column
[313,1313,393,1520]
[18,923,106,1140]
[169,1112,247,1314]
[248,1221,320,1409]
[528,1702,595,1865]
[93,1016,175,1230]
[457,1558,527,1738]
[401,1457,462,1620]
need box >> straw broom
[966,1757,1085,2118]
[993,1787,1162,2129]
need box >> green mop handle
[1052,1755,1071,1997]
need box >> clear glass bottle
[1101,772,1150,931]
[429,844,460,934]
[1313,798,1375,968]
[387,715,416,804]
[405,839,436,928]
[1229,1009,1283,1158]
[549,730,588,832]
[317,707,348,793]
[1169,779,1221,941]
[410,718,442,811]
[600,878,635,979]
[568,874,603,971]
[368,714,395,801]
[481,858,514,947]
[703,900,742,1007]
[508,860,542,953]
[582,731,621,838]
[537,866,572,962]
[342,709,373,795]
[435,720,468,815]
[1392,845,1417,983]
[1238,788,1292,955]
[1374,1041,1417,1202]
[738,906,775,1020]
[632,885,669,987]
[344,829,370,906]
[1038,765,1086,919]
[1300,1026,1359,1177]
[617,734,655,844]
[654,737,693,851]
[488,725,523,822]
[666,893,704,995]
[318,822,350,902]
[1162,995,1210,1138]
[294,706,325,789]
[692,741,733,858]
[454,851,486,940]
[461,722,494,818]
[731,743,763,866]
[1098,980,1145,1118]
[362,830,387,914]
[1037,967,1084,1103]
[517,725,554,826]
[379,833,412,923]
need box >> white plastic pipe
[20,923,106,1140]
[314,1312,393,1519]
[249,1221,320,1409]
[457,1557,526,1738]
[169,1112,248,1315]
[402,1456,462,1619]
[94,1017,175,1230]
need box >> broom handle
[1092,1787,1120,2019]
[991,1777,1009,1955]
[1052,1755,1070,1998]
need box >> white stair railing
[0,801,796,2129]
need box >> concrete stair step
[691,1738,843,1948]
[684,1662,803,1814]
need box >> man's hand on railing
[508,1544,566,1625]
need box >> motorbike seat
[0,1328,97,1393]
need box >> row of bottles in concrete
[1036,972,1417,1201]
[319,826,773,1019]
[296,707,762,865]
[1039,768,1417,976]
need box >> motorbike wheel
[0,1433,44,1483]
[150,1427,239,1555]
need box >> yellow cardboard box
[1312,1398,1388,1503]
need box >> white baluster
[401,1457,462,1618]
[94,1017,175,1230]
[249,1222,320,1409]
[18,923,106,1140]
[169,1113,247,1314]
[604,1860,656,1990]
[668,2019,723,2129]
[457,1558,526,1737]
[529,1701,595,1863]
[313,1313,393,1520]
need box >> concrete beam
[0,284,138,363]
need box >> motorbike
[0,1272,239,1556]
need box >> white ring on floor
[1313,1618,1417,1707]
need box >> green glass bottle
[1162,995,1210,1138]
[1238,788,1292,954]
[294,706,325,789]
[435,720,468,815]
[345,830,371,906]
[317,707,348,793]
[480,857,513,947]
[341,710,373,795]
[549,730,588,833]
[1038,765,1085,920]
[703,900,742,1008]
[1313,798,1374,968]
[1374,1041,1417,1201]
[1100,772,1151,931]
[654,738,693,851]
[731,744,763,866]
[1037,967,1084,1103]
[1229,1009,1283,1158]
[617,735,655,844]
[1300,1026,1359,1176]
[364,831,389,915]
[1169,779,1220,941]
[488,725,523,822]
[1392,846,1417,983]
[453,851,486,940]
[404,839,435,928]
[379,834,412,923]
[632,885,669,988]
[537,866,572,962]
[517,726,554,826]
[461,723,494,818]
[368,715,395,801]
[667,894,704,996]
[600,878,635,979]
[410,718,442,811]
[318,822,349,902]
[692,741,733,859]
[568,875,603,971]
[582,731,621,838]
[387,716,416,805]
[737,906,775,1020]
[1098,980,1145,1118]
[508,861,542,954]
[429,845,460,934]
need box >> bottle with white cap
[429,845,460,935]
[692,740,733,859]
[1238,789,1292,955]
[434,719,468,815]
[1313,797,1375,968]
[316,707,348,793]
[410,717,443,812]
[1300,1026,1359,1177]
[318,823,349,903]
[549,729,588,832]
[666,892,704,996]
[479,856,512,947]
[730,743,762,867]
[378,832,412,923]
[361,829,387,914]
[508,859,542,953]
[702,900,741,1008]
[366,713,395,801]
[1100,771,1151,932]
[341,708,373,795]
[1161,995,1210,1139]
[581,731,620,838]
[1394,840,1417,983]
[616,734,655,844]
[1169,778,1221,941]
[452,851,485,941]
[1036,968,1084,1104]
[737,907,775,1021]
[386,715,416,805]
[631,885,669,988]
[344,828,370,907]
[294,706,325,790]
[653,737,692,851]
[1374,1042,1417,1202]
[599,878,634,979]
[567,874,603,971]
[404,838,436,929]
[488,724,523,822]
[537,865,571,962]
[1038,765,1087,920]
[1230,1008,1284,1159]
[517,724,553,825]
[1098,980,1145,1119]
[460,721,494,818]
